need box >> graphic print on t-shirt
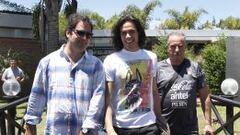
[169,79,193,109]
[118,59,152,114]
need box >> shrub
[201,38,226,95]
[153,36,168,61]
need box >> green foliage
[78,10,106,29]
[163,6,207,29]
[162,19,179,29]
[184,48,197,61]
[201,38,226,94]
[105,0,160,29]
[59,10,107,38]
[89,12,106,29]
[199,20,214,29]
[59,13,68,38]
[0,49,30,76]
[119,0,161,29]
[152,36,168,60]
[218,16,240,29]
[105,15,120,29]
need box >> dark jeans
[114,123,159,135]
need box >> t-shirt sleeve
[196,63,207,90]
[19,68,25,77]
[152,53,158,77]
[103,56,115,82]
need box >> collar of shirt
[59,44,90,69]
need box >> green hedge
[201,38,226,94]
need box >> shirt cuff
[24,114,42,125]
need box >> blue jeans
[114,123,159,135]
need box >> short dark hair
[112,15,146,51]
[65,13,93,39]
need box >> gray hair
[167,32,186,45]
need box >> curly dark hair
[112,15,146,51]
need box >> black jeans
[114,123,159,135]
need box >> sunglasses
[74,30,93,39]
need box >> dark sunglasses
[74,30,93,38]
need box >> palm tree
[38,0,77,54]
[64,0,78,18]
[164,6,207,29]
[43,0,62,54]
[106,0,161,29]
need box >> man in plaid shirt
[24,14,105,135]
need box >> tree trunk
[44,0,60,54]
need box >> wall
[226,37,240,101]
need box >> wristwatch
[82,128,88,134]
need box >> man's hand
[24,124,36,135]
[106,129,118,135]
[204,124,214,135]
[16,76,21,82]
[78,131,84,135]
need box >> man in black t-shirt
[157,32,214,135]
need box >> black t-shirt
[157,58,207,135]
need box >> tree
[218,16,240,29]
[105,15,120,29]
[199,20,214,29]
[32,4,41,39]
[43,0,62,54]
[78,10,106,29]
[63,0,77,18]
[33,0,80,54]
[0,0,31,12]
[202,37,226,94]
[59,12,68,38]
[90,12,106,29]
[162,19,179,29]
[163,6,207,29]
[105,0,161,29]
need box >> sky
[6,0,240,29]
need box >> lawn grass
[197,104,240,135]
[1,99,240,135]
[29,105,240,135]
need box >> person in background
[157,32,214,135]
[103,15,161,135]
[1,59,25,83]
[24,13,105,135]
[1,58,25,135]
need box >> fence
[0,96,28,135]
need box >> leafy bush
[0,49,27,72]
[201,38,226,95]
[153,36,168,61]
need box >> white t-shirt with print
[103,49,157,128]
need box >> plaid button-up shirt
[24,45,105,135]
